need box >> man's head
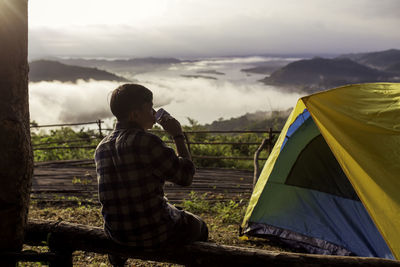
[110,84,156,129]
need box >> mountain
[205,110,291,131]
[241,59,294,75]
[337,49,400,70]
[56,57,182,74]
[261,57,394,93]
[386,62,400,74]
[29,60,130,82]
[242,65,281,75]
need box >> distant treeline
[29,60,129,83]
[204,109,291,131]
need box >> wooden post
[253,138,268,188]
[253,128,276,188]
[268,127,274,154]
[183,132,192,155]
[0,1,32,266]
[97,119,103,138]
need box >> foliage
[31,119,277,170]
[205,110,290,131]
[181,191,211,214]
[181,191,247,224]
[213,199,246,224]
[182,118,271,169]
[31,127,100,162]
[188,132,270,169]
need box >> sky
[28,0,400,59]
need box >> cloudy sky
[29,0,400,58]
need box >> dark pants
[108,210,208,266]
[170,209,208,245]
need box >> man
[95,84,208,265]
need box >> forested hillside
[29,60,129,82]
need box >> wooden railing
[30,121,279,158]
[30,120,280,185]
[30,119,105,137]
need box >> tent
[241,83,400,260]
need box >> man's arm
[157,116,194,186]
[172,135,191,161]
[159,116,191,160]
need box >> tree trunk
[0,0,32,266]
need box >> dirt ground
[23,201,290,267]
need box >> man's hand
[159,115,183,137]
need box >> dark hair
[110,84,153,121]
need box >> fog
[29,57,302,127]
[29,80,118,125]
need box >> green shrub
[181,192,247,225]
[31,123,273,170]
[31,127,100,162]
[181,191,211,214]
[213,200,246,224]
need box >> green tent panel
[242,83,400,259]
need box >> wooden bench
[23,219,400,266]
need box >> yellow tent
[242,83,400,259]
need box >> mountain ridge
[29,60,129,83]
[205,109,291,131]
[260,49,400,93]
[55,57,182,74]
[337,49,400,70]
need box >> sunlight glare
[29,0,169,27]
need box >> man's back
[95,121,195,248]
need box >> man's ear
[128,110,138,121]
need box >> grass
[22,193,289,267]
[181,192,246,224]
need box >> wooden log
[0,251,57,262]
[25,220,400,266]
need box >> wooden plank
[31,161,254,203]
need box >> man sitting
[95,84,208,266]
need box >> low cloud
[29,77,301,126]
[29,58,303,126]
[150,80,301,124]
[29,79,177,125]
[133,67,302,124]
[30,80,120,124]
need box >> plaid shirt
[95,121,195,248]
